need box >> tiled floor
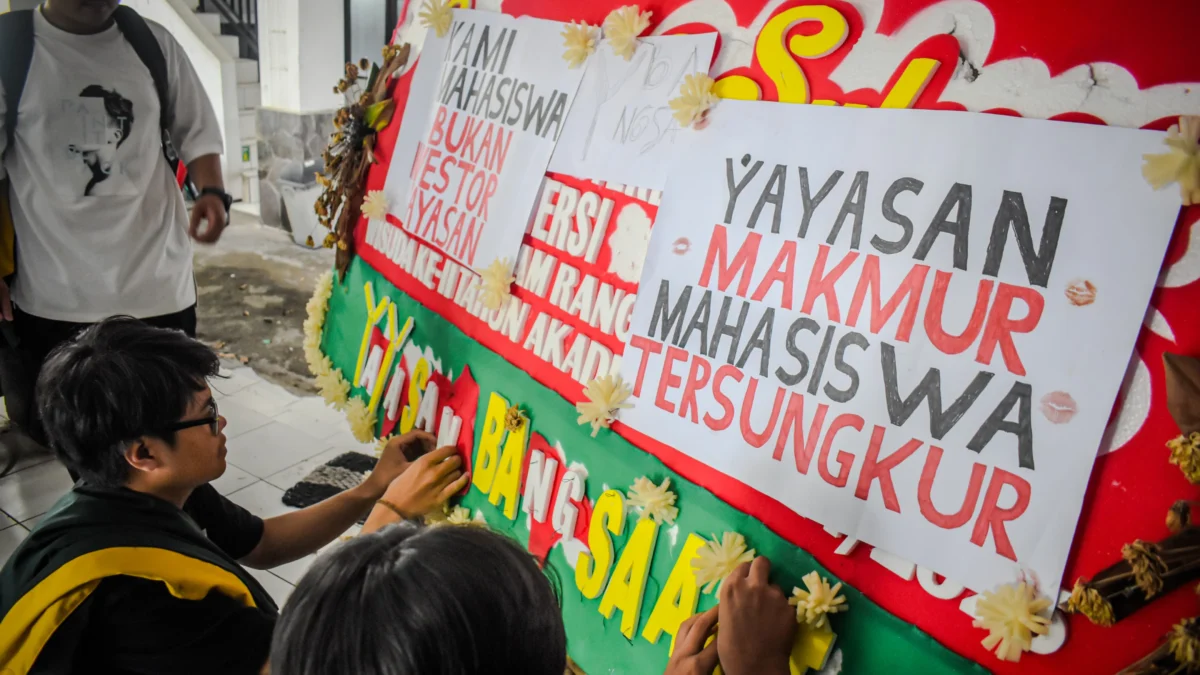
[0,364,376,609]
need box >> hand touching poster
[619,100,1182,596]
[384,10,587,271]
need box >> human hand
[380,445,469,517]
[189,193,228,244]
[663,606,719,675]
[716,557,795,675]
[363,429,436,498]
[0,277,11,321]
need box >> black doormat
[281,451,377,510]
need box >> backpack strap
[0,10,35,158]
[111,6,173,133]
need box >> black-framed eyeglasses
[161,399,221,436]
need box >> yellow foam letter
[355,283,390,383]
[399,357,430,434]
[791,622,837,674]
[643,533,706,647]
[599,517,659,639]
[881,58,940,109]
[488,414,528,520]
[369,314,412,414]
[756,5,849,104]
[471,392,508,495]
[575,490,626,599]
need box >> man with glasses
[0,317,469,674]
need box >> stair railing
[198,0,259,60]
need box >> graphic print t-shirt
[0,11,224,322]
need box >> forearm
[360,499,409,535]
[240,483,379,569]
[187,153,224,191]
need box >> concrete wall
[259,0,343,114]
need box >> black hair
[271,522,568,675]
[36,316,220,486]
[78,84,134,146]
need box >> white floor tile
[271,397,351,441]
[0,460,74,522]
[0,525,28,567]
[222,404,272,441]
[264,447,345,491]
[0,513,18,530]
[248,567,294,608]
[227,480,296,520]
[226,422,333,478]
[211,367,262,396]
[225,381,299,418]
[210,463,257,495]
[322,427,380,457]
[22,513,46,530]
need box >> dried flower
[669,73,718,128]
[1170,618,1200,667]
[603,6,651,61]
[1169,433,1200,485]
[627,476,679,525]
[478,257,515,311]
[972,582,1052,662]
[561,21,599,69]
[305,235,315,248]
[1168,500,1195,533]
[692,532,755,594]
[1143,116,1200,205]
[360,190,389,222]
[323,233,337,248]
[418,0,454,38]
[504,405,526,432]
[1123,539,1170,598]
[789,571,848,628]
[575,374,633,437]
[1064,578,1116,627]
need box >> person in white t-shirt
[0,0,230,447]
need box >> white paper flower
[971,582,1052,662]
[627,476,679,525]
[789,571,848,629]
[561,21,599,69]
[316,366,351,411]
[1143,115,1200,205]
[603,6,651,61]
[575,374,633,437]
[691,532,755,594]
[669,73,718,128]
[346,396,377,443]
[361,190,389,222]
[478,258,515,311]
[418,0,453,38]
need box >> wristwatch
[200,186,233,214]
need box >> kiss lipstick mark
[1065,279,1097,306]
[672,237,691,255]
[1040,391,1078,424]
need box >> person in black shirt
[0,317,469,674]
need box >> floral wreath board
[304,1,1200,673]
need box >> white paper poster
[619,100,1182,595]
[383,10,586,270]
[548,34,717,190]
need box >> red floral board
[366,1,1200,672]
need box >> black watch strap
[200,186,233,212]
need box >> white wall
[123,0,245,199]
[260,0,343,114]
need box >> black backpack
[0,7,195,278]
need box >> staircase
[192,0,261,207]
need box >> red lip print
[1040,391,1078,424]
[1065,279,1097,307]
[672,237,691,255]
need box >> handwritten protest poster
[548,34,716,190]
[383,10,586,270]
[619,100,1182,595]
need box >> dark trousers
[3,305,198,447]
